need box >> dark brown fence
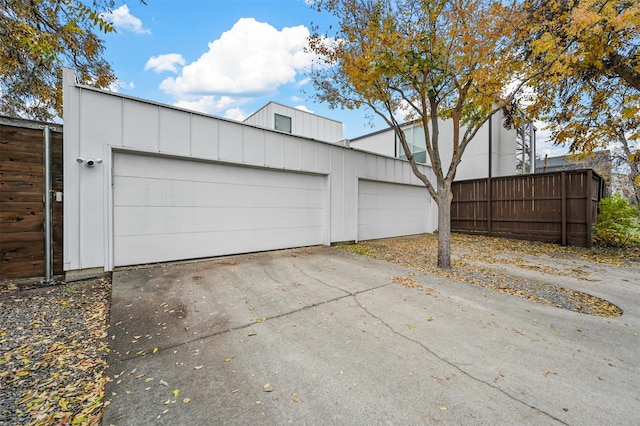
[0,117,63,279]
[451,170,606,247]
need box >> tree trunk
[437,179,454,269]
[629,169,640,206]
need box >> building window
[516,121,535,174]
[395,125,427,164]
[274,113,292,133]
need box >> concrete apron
[103,246,640,425]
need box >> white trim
[105,145,114,272]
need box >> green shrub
[593,195,640,247]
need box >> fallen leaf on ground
[0,278,111,425]
[338,234,625,317]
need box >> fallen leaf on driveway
[263,383,274,392]
[391,276,423,289]
[338,234,625,317]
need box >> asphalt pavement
[103,246,640,425]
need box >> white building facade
[62,69,437,277]
[350,113,535,181]
[243,101,344,143]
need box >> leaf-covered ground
[0,278,110,425]
[338,233,634,318]
[0,234,634,424]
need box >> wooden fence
[451,170,606,247]
[0,117,63,279]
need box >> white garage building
[62,69,437,277]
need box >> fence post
[586,169,593,248]
[487,177,492,236]
[44,125,53,283]
[561,172,567,246]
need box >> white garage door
[113,153,327,267]
[358,179,429,241]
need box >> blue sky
[100,0,563,155]
[100,0,385,140]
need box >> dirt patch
[338,233,635,317]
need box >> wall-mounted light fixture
[76,157,103,167]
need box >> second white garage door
[113,153,327,267]
[358,179,430,241]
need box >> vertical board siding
[451,170,604,247]
[62,70,438,273]
[243,102,343,143]
[0,122,63,279]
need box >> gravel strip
[0,278,110,425]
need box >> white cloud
[296,77,312,87]
[108,80,135,93]
[294,105,313,114]
[392,99,416,123]
[173,95,250,118]
[173,97,216,114]
[223,108,247,121]
[534,120,569,159]
[159,18,314,97]
[145,54,186,74]
[103,5,150,34]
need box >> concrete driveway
[103,246,640,425]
